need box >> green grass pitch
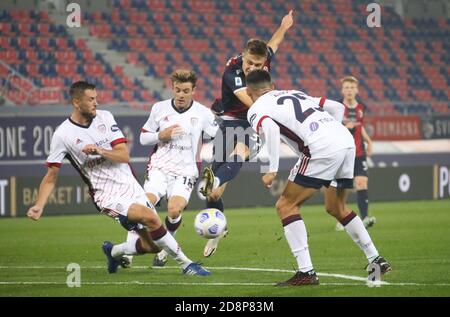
[1,200,449,297]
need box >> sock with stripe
[150,225,191,269]
[165,215,182,237]
[282,214,314,273]
[340,211,379,263]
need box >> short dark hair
[69,81,96,100]
[244,39,268,58]
[246,69,272,89]
[170,69,197,88]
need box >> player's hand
[262,172,277,188]
[158,124,184,141]
[281,10,294,30]
[82,144,102,156]
[27,205,43,221]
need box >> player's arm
[361,126,373,156]
[267,10,294,54]
[314,97,345,122]
[234,88,254,108]
[259,117,280,188]
[27,166,60,221]
[82,142,130,163]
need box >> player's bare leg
[324,186,391,275]
[153,195,187,267]
[275,181,320,286]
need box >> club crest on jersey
[235,77,243,86]
[97,124,106,134]
[75,138,83,145]
[310,122,319,132]
[191,117,198,126]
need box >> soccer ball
[194,208,227,239]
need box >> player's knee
[167,204,182,218]
[355,178,368,190]
[275,198,291,217]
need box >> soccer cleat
[182,262,211,276]
[203,228,228,257]
[276,270,320,286]
[335,222,345,231]
[119,255,133,269]
[199,167,215,197]
[153,250,168,267]
[102,241,120,274]
[363,216,376,229]
[366,256,392,275]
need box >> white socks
[344,214,379,263]
[152,229,191,269]
[112,231,139,257]
[283,219,314,273]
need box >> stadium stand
[0,0,448,115]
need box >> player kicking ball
[244,70,391,285]
[26,81,210,276]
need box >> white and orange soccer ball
[194,208,227,239]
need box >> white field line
[1,265,449,287]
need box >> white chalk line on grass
[1,265,449,287]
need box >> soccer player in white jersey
[118,70,218,267]
[26,81,210,276]
[245,70,391,286]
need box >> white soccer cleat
[203,229,228,257]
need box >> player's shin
[165,215,182,237]
[282,214,314,273]
[150,225,191,268]
[341,211,379,262]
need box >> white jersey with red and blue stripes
[248,90,354,158]
[46,110,143,210]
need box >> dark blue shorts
[354,156,368,177]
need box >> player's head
[242,39,268,76]
[341,76,359,101]
[69,81,97,120]
[170,69,197,109]
[245,69,274,102]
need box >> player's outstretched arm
[27,166,60,221]
[234,89,255,108]
[267,10,294,54]
[260,118,281,188]
[82,143,130,163]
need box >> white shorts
[143,168,196,204]
[101,192,156,217]
[288,147,355,189]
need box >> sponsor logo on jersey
[97,124,106,134]
[111,124,120,132]
[235,77,243,86]
[75,138,83,145]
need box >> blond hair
[341,76,359,86]
[170,69,197,87]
